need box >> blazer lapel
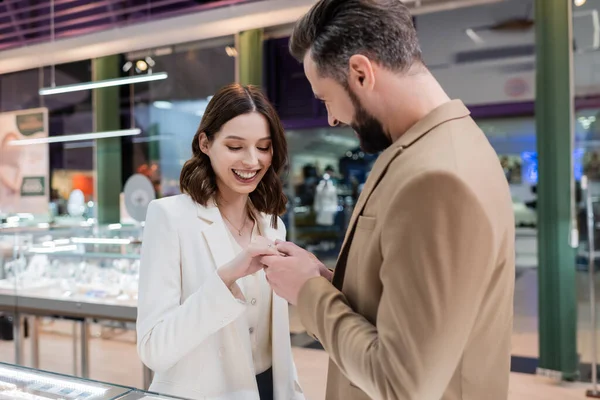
[331,145,405,288]
[331,100,471,289]
[197,201,245,293]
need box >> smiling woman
[179,83,288,227]
[137,83,304,400]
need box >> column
[92,55,122,224]
[237,29,264,87]
[535,0,578,380]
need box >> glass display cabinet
[0,362,183,400]
[0,223,144,383]
[0,224,142,310]
[0,362,130,400]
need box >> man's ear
[348,54,375,92]
[199,132,210,155]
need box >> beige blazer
[297,100,515,400]
[137,194,304,400]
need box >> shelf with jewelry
[1,223,141,316]
[0,361,184,400]
[0,223,147,386]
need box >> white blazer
[136,194,305,400]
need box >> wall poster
[0,107,49,214]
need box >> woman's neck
[216,186,249,224]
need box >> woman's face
[200,112,273,196]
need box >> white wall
[417,0,600,105]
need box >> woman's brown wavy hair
[179,83,288,228]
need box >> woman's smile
[232,169,261,183]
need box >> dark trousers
[255,367,273,400]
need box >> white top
[225,221,273,375]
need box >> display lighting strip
[8,129,141,146]
[71,238,132,245]
[29,245,78,254]
[42,239,70,247]
[38,72,168,95]
[0,366,107,397]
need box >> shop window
[121,37,236,198]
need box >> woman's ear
[199,132,210,155]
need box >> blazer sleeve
[136,200,247,373]
[297,171,496,400]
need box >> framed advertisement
[0,107,49,214]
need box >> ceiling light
[575,0,586,6]
[465,28,485,44]
[8,129,141,146]
[225,46,238,57]
[136,60,148,72]
[39,72,168,95]
[153,101,173,109]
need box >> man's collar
[394,99,471,150]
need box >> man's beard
[347,88,392,154]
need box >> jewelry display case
[0,224,142,309]
[0,224,144,383]
[0,362,130,400]
[0,362,183,400]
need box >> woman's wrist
[218,267,238,288]
[218,250,253,288]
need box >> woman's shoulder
[147,194,197,218]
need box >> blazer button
[251,298,257,305]
[249,327,255,334]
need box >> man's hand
[261,241,323,305]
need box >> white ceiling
[418,0,599,68]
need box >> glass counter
[0,224,142,313]
[118,391,189,400]
[0,363,187,400]
[0,362,131,400]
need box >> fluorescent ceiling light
[465,28,485,45]
[153,101,173,109]
[8,128,141,146]
[39,72,168,95]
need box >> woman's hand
[218,236,279,288]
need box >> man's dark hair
[289,0,422,84]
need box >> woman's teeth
[233,170,258,179]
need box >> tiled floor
[0,318,595,400]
